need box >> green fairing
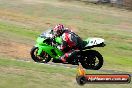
[35,36,92,59]
[36,37,45,45]
[55,37,62,44]
[35,37,63,59]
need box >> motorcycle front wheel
[30,46,51,63]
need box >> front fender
[35,44,39,47]
[36,45,64,59]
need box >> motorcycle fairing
[35,44,64,59]
[84,38,105,47]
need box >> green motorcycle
[30,31,106,70]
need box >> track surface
[15,59,132,77]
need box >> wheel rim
[34,49,48,62]
[83,55,99,69]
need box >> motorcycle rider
[52,24,83,63]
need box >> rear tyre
[30,46,51,63]
[81,50,103,70]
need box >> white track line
[13,59,132,76]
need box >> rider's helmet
[53,24,64,36]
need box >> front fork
[35,44,42,56]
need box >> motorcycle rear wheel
[81,50,103,70]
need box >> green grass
[0,57,75,88]
[0,57,131,88]
[0,0,131,70]
[0,20,41,44]
[0,0,132,87]
[0,21,39,39]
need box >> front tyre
[81,50,103,70]
[30,46,51,63]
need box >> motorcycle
[30,30,106,70]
